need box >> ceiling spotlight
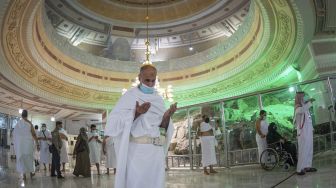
[122,88,128,95]
[189,46,193,51]
[289,87,295,92]
[19,99,23,114]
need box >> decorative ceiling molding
[0,0,308,109]
[173,0,302,107]
[0,0,120,109]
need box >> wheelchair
[260,141,295,171]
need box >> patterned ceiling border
[35,1,266,92]
[173,0,302,107]
[0,0,120,109]
[0,0,306,109]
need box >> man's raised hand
[136,101,151,114]
[163,102,177,119]
[134,101,151,120]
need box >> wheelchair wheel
[283,163,290,171]
[260,148,279,171]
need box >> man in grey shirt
[51,121,64,178]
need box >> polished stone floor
[1,148,335,188]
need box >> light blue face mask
[139,83,154,94]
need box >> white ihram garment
[13,119,35,173]
[294,102,313,172]
[256,119,269,162]
[88,132,101,164]
[38,130,51,164]
[59,130,69,163]
[104,87,174,188]
[200,122,217,167]
[105,137,116,168]
[34,130,40,161]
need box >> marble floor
[0,148,335,188]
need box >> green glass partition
[169,109,189,168]
[224,96,259,165]
[166,77,336,168]
[261,89,296,141]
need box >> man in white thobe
[105,65,177,188]
[88,124,102,175]
[294,92,317,175]
[59,127,69,172]
[200,116,217,175]
[34,125,40,171]
[255,110,269,163]
[38,123,51,171]
[102,136,116,175]
[13,110,39,179]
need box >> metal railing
[166,130,336,169]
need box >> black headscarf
[266,122,283,144]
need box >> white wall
[64,119,102,135]
[31,117,56,131]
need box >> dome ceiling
[0,0,307,112]
[45,0,250,61]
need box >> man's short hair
[91,124,96,129]
[21,110,28,118]
[140,64,157,74]
[41,123,46,127]
[56,121,62,126]
[259,110,266,115]
[205,117,210,123]
[34,125,38,129]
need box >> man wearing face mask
[294,91,316,175]
[105,64,177,188]
[50,121,64,178]
[37,124,52,171]
[87,124,102,175]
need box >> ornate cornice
[1,0,119,109]
[173,0,300,107]
[0,0,306,109]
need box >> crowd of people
[10,65,319,188]
[11,65,174,188]
[12,110,117,181]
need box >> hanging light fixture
[51,116,55,122]
[122,0,174,102]
[143,0,152,65]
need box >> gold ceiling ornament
[122,0,174,102]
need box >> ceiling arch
[0,0,305,110]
